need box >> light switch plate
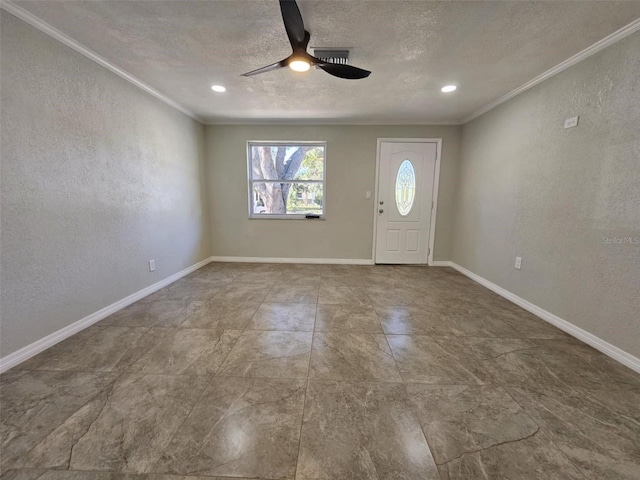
[564,116,579,129]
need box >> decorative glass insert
[395,160,416,216]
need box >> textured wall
[0,12,210,357]
[453,32,640,358]
[206,125,461,261]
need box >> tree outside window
[249,142,325,217]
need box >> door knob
[379,209,384,214]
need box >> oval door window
[395,160,416,216]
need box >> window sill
[248,215,326,221]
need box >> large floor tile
[0,471,247,479]
[435,336,538,362]
[15,374,209,473]
[494,308,570,339]
[17,327,151,372]
[0,472,50,480]
[100,299,198,328]
[309,332,401,382]
[246,303,316,331]
[15,326,107,370]
[436,430,584,480]
[0,371,118,470]
[178,301,259,329]
[317,286,371,305]
[319,273,361,286]
[402,384,582,479]
[387,335,488,384]
[187,265,237,285]
[376,305,460,336]
[0,472,146,480]
[359,287,417,306]
[231,271,287,284]
[275,272,322,286]
[315,304,382,333]
[442,301,526,338]
[474,338,640,389]
[217,330,312,378]
[264,285,318,304]
[508,384,640,479]
[296,381,439,480]
[153,377,306,479]
[406,384,539,465]
[211,284,271,305]
[114,328,241,375]
[159,278,222,303]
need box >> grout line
[293,301,317,479]
[146,372,219,474]
[382,328,444,479]
[498,385,589,479]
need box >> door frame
[372,138,442,266]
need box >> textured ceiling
[12,0,640,124]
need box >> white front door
[375,141,438,264]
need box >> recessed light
[441,85,457,93]
[289,60,311,72]
[211,85,226,93]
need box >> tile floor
[2,263,639,480]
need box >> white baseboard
[0,256,214,373]
[6,256,637,375]
[210,256,375,265]
[447,261,640,374]
[429,260,453,267]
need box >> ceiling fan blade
[242,60,287,77]
[317,62,371,80]
[280,0,306,48]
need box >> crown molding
[204,120,462,126]
[462,17,640,124]
[4,0,638,127]
[1,0,203,123]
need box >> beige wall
[205,124,461,261]
[0,13,210,357]
[453,31,640,358]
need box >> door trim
[372,138,442,266]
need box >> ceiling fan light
[289,60,311,72]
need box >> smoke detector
[312,49,350,65]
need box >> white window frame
[247,141,327,220]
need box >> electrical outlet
[365,191,372,199]
[515,257,522,270]
[149,259,156,272]
[564,116,579,129]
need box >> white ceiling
[11,0,640,124]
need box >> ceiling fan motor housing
[312,49,350,65]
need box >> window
[248,142,325,218]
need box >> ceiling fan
[242,0,371,80]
